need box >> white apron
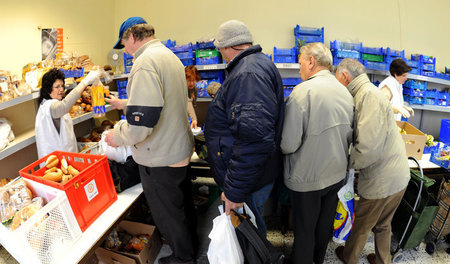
[35,99,77,159]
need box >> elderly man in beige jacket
[281,43,354,264]
[335,58,410,264]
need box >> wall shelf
[0,105,115,160]
[0,92,39,110]
[195,64,226,71]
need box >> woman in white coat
[378,58,414,121]
[35,68,99,159]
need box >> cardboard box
[96,247,136,264]
[112,220,162,264]
[396,121,427,160]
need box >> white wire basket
[0,178,82,264]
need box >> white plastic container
[0,178,82,264]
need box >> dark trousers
[139,165,198,261]
[290,180,343,264]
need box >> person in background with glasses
[204,19,285,236]
[35,68,99,159]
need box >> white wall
[0,0,115,76]
[0,0,448,75]
[113,0,449,71]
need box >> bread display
[41,156,80,183]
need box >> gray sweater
[347,74,410,199]
[281,70,354,192]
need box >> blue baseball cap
[113,17,147,49]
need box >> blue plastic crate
[294,25,324,36]
[403,88,424,97]
[440,119,450,144]
[59,68,85,78]
[411,54,436,65]
[332,56,344,66]
[274,56,297,63]
[405,59,420,68]
[404,80,427,90]
[435,72,450,80]
[282,78,302,86]
[361,46,383,55]
[196,41,215,50]
[421,70,435,77]
[437,99,449,107]
[284,87,293,97]
[295,34,324,44]
[116,80,128,88]
[421,64,436,72]
[196,56,221,65]
[180,58,194,66]
[330,40,362,51]
[405,95,424,105]
[437,91,450,100]
[425,89,438,99]
[424,98,437,105]
[409,68,421,75]
[123,53,134,67]
[199,70,224,83]
[175,50,194,60]
[333,50,361,59]
[274,47,297,56]
[162,39,176,47]
[424,142,441,154]
[170,43,193,53]
[363,60,388,71]
[384,47,405,58]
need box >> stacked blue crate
[403,79,426,105]
[411,54,436,77]
[196,80,211,98]
[330,40,362,65]
[282,78,301,97]
[123,53,133,74]
[273,47,297,63]
[116,80,128,99]
[195,41,222,65]
[199,70,224,84]
[437,91,449,107]
[60,68,85,78]
[294,25,324,49]
[384,47,405,63]
[170,43,194,66]
[424,89,438,105]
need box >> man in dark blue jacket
[205,20,284,235]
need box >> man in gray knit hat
[204,20,285,236]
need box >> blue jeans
[244,183,274,236]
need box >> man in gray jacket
[105,17,196,264]
[335,58,410,264]
[281,43,354,264]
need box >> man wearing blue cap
[105,17,197,264]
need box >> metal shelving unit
[0,105,114,160]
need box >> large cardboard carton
[96,247,136,264]
[396,121,427,160]
[112,220,162,264]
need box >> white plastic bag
[98,129,131,163]
[333,169,355,243]
[207,205,244,264]
[0,118,15,151]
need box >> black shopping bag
[230,208,284,264]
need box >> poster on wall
[42,28,63,60]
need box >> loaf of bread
[45,155,59,169]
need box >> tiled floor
[1,197,449,263]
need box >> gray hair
[299,43,333,70]
[335,58,366,79]
[123,23,155,41]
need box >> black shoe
[335,246,346,263]
[159,254,196,264]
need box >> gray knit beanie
[214,20,253,48]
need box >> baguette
[67,165,80,176]
[43,171,63,182]
[45,155,59,169]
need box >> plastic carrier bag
[207,205,244,264]
[333,169,355,243]
[99,128,132,163]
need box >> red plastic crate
[19,151,118,232]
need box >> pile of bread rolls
[43,155,80,184]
